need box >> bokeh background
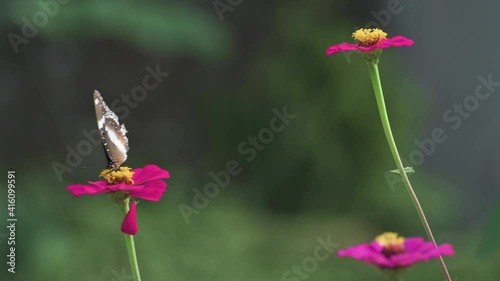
[1,0,500,280]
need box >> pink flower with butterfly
[67,164,170,234]
[66,91,170,281]
[66,91,170,235]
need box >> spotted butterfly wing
[93,90,129,170]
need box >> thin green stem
[122,198,142,281]
[366,62,452,281]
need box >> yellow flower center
[352,28,387,46]
[375,232,406,255]
[100,166,135,185]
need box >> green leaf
[389,167,415,174]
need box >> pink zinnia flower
[326,28,414,56]
[67,164,170,235]
[337,232,454,269]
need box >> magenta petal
[67,183,106,196]
[391,241,454,267]
[326,35,413,56]
[326,43,360,55]
[390,252,421,267]
[66,164,168,203]
[121,200,138,235]
[132,165,170,185]
[415,241,438,253]
[381,36,414,47]
[337,243,391,267]
[369,241,384,253]
[105,183,145,193]
[357,45,380,52]
[404,237,425,251]
[87,180,109,188]
[66,180,143,196]
[422,243,455,259]
[405,239,454,256]
[437,244,455,256]
[130,180,167,201]
[338,235,454,269]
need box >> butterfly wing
[93,91,113,166]
[93,90,129,169]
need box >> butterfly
[93,90,129,170]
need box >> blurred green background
[1,0,499,280]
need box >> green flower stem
[122,198,142,281]
[366,62,452,281]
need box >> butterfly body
[93,91,129,170]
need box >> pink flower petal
[66,180,143,197]
[337,243,391,267]
[369,241,384,253]
[357,45,379,52]
[390,252,422,267]
[326,36,414,56]
[436,244,455,256]
[66,164,169,203]
[130,180,167,201]
[415,241,438,253]
[358,36,414,52]
[380,36,414,47]
[326,43,359,55]
[132,165,170,185]
[121,200,138,235]
[403,237,425,251]
[67,183,107,196]
[87,180,109,188]
[337,235,454,268]
[421,243,455,260]
[105,183,145,193]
